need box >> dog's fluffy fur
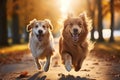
[59,12,91,72]
[26,19,54,72]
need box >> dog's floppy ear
[64,13,73,29]
[26,19,37,32]
[79,12,92,31]
[44,19,53,30]
[79,12,88,32]
[79,12,87,21]
[64,19,69,29]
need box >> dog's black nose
[73,28,78,33]
[38,30,43,34]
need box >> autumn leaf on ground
[19,71,28,78]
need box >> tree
[109,0,115,42]
[22,0,33,42]
[11,0,20,44]
[0,0,8,46]
[97,0,104,42]
[87,0,96,41]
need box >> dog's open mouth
[36,34,44,41]
[70,31,80,42]
[73,34,79,41]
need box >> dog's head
[26,19,53,41]
[63,12,91,42]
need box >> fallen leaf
[89,79,96,80]
[106,63,112,66]
[19,71,28,78]
[86,74,90,77]
[96,72,101,74]
[81,69,90,72]
[93,63,99,65]
[53,61,60,67]
[90,67,95,69]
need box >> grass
[0,44,28,54]
[91,37,120,60]
[94,42,120,54]
[0,44,29,64]
[97,37,120,53]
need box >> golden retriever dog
[59,12,91,72]
[26,19,54,72]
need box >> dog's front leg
[44,56,51,72]
[75,57,85,71]
[63,53,72,72]
[35,57,41,70]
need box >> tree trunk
[12,0,20,44]
[24,0,29,42]
[87,0,96,41]
[25,31,29,42]
[97,0,104,42]
[109,0,114,42]
[0,0,8,46]
[88,0,96,41]
[91,7,95,41]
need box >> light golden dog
[26,19,54,72]
[59,12,91,72]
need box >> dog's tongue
[37,35,43,41]
[73,34,79,41]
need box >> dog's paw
[75,66,81,72]
[65,64,72,72]
[44,62,50,72]
[65,61,72,72]
[44,65,49,72]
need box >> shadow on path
[58,73,92,80]
[28,71,46,80]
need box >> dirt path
[0,53,120,80]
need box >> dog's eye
[70,23,73,26]
[78,23,81,26]
[43,25,45,28]
[35,25,38,28]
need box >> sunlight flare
[60,0,71,14]
[58,0,72,26]
[60,0,72,18]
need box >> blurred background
[0,0,120,46]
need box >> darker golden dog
[59,12,91,72]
